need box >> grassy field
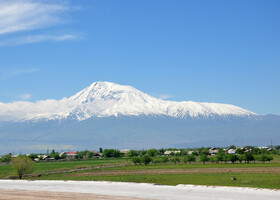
[1,156,280,189]
[0,158,130,178]
[28,173,280,189]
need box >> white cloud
[0,34,77,46]
[20,93,31,100]
[0,0,69,35]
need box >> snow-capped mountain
[0,82,279,154]
[0,81,256,121]
[0,81,256,122]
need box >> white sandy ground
[0,180,280,200]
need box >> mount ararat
[0,82,279,153]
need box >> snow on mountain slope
[0,81,257,121]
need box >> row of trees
[131,152,273,166]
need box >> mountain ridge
[0,81,257,122]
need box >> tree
[50,150,60,160]
[28,154,38,161]
[200,154,209,164]
[1,153,12,163]
[152,157,161,165]
[257,154,274,163]
[253,148,261,155]
[158,148,165,156]
[102,149,122,158]
[147,149,158,157]
[237,154,243,163]
[161,156,169,164]
[199,148,209,156]
[192,151,199,156]
[171,156,180,165]
[132,157,141,165]
[243,152,254,164]
[12,157,34,179]
[126,150,139,157]
[139,150,147,156]
[186,155,196,164]
[182,156,188,164]
[141,155,152,165]
[226,154,238,164]
[235,148,244,155]
[216,151,226,163]
[86,151,94,159]
[229,145,236,149]
[99,147,103,153]
[210,156,217,163]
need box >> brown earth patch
[65,167,280,177]
[0,189,154,200]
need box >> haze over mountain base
[0,115,279,154]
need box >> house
[164,150,181,155]
[66,151,78,159]
[91,151,102,157]
[209,147,219,155]
[227,149,236,154]
[120,149,131,156]
[41,155,55,161]
[59,152,67,157]
[187,151,194,155]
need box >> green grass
[62,161,280,174]
[98,162,280,171]
[1,158,279,178]
[1,156,280,189]
[27,173,280,189]
[0,158,129,178]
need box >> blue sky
[0,0,279,115]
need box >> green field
[27,173,280,189]
[0,158,129,178]
[1,157,280,189]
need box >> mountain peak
[0,81,257,122]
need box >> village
[0,145,277,164]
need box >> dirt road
[0,189,154,200]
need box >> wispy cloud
[19,93,31,100]
[0,0,78,46]
[0,0,69,35]
[0,34,77,46]
[0,68,39,80]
